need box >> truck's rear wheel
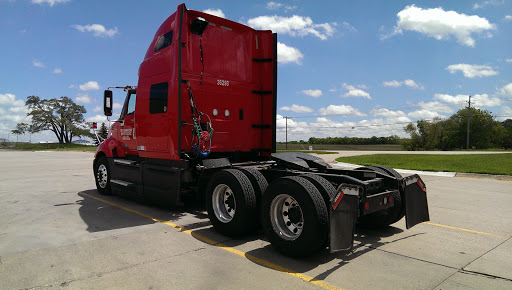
[94,156,112,195]
[356,166,404,228]
[206,169,257,237]
[262,176,328,257]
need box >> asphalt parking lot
[1,150,511,289]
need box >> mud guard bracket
[329,185,360,253]
[403,174,430,229]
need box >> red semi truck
[94,3,429,257]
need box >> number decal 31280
[217,79,229,86]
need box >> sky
[1,0,511,143]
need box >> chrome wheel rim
[97,164,108,188]
[212,184,236,223]
[270,194,304,241]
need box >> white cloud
[68,84,76,89]
[505,15,512,21]
[247,15,337,40]
[302,89,322,98]
[0,93,25,107]
[203,8,225,18]
[79,81,100,91]
[72,24,118,38]
[446,64,498,78]
[266,2,283,10]
[85,115,109,125]
[318,104,366,116]
[473,0,504,10]
[392,5,495,47]
[506,58,512,63]
[383,80,401,87]
[75,94,92,104]
[342,84,371,99]
[498,106,512,120]
[93,106,102,113]
[404,79,424,89]
[53,68,62,74]
[499,83,512,97]
[32,0,70,6]
[33,60,44,68]
[277,42,303,64]
[266,2,297,12]
[408,109,446,119]
[370,108,407,118]
[113,103,123,110]
[382,79,424,89]
[434,93,502,107]
[418,101,453,113]
[279,104,313,113]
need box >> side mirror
[104,90,113,116]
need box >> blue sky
[1,0,511,143]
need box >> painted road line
[78,191,341,290]
[424,222,509,239]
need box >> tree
[98,122,109,140]
[447,108,503,149]
[94,122,109,145]
[404,108,505,151]
[21,96,94,144]
[11,123,29,143]
[502,119,512,149]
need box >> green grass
[1,142,97,152]
[276,143,401,151]
[276,150,338,155]
[336,154,512,175]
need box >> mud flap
[403,174,430,229]
[329,185,360,253]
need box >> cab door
[117,90,137,154]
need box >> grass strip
[336,154,512,175]
[277,150,338,155]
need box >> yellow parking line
[78,192,341,290]
[424,222,508,239]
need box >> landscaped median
[336,154,512,176]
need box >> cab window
[119,91,136,120]
[150,82,168,114]
[154,30,173,52]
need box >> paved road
[1,150,511,289]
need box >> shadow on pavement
[77,189,189,232]
[77,188,423,283]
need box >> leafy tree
[502,119,512,149]
[447,108,503,149]
[20,96,94,144]
[403,108,506,150]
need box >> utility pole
[466,95,471,150]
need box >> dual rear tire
[206,169,332,257]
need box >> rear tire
[299,174,337,205]
[94,156,112,195]
[206,169,257,237]
[356,166,404,228]
[262,176,328,257]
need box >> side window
[127,92,136,115]
[150,82,168,114]
[119,92,136,120]
[154,30,173,52]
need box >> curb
[332,162,457,177]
